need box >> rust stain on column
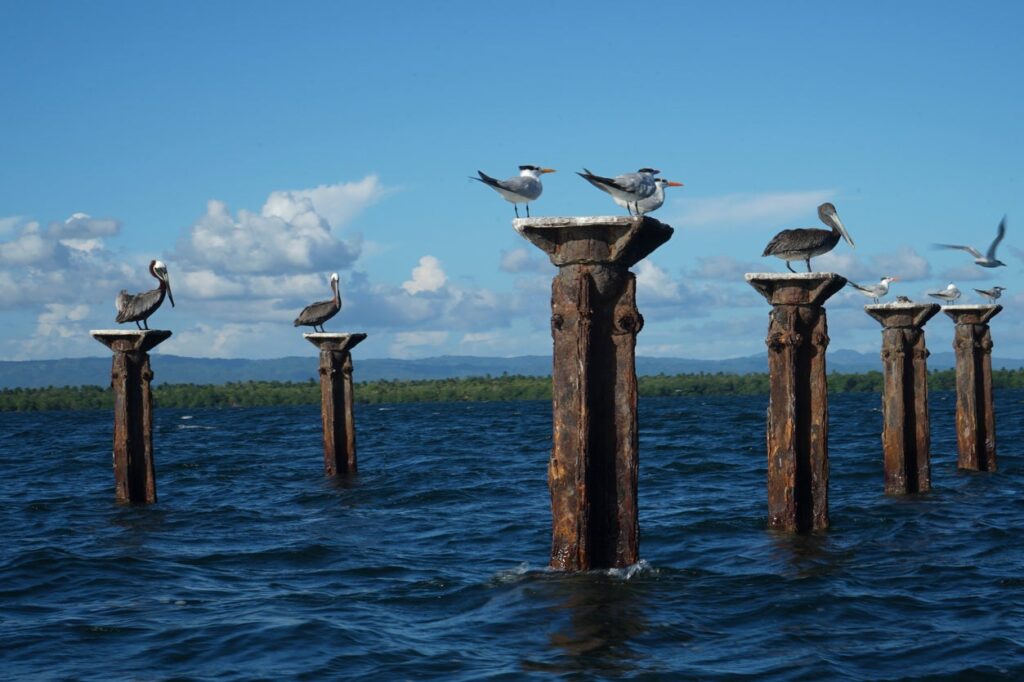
[865,303,940,494]
[516,215,672,571]
[305,332,368,476]
[943,305,1002,472]
[91,329,171,504]
[745,273,846,532]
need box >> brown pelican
[848,276,898,303]
[611,177,684,215]
[473,165,555,217]
[974,286,1006,303]
[761,202,855,272]
[577,168,659,216]
[115,260,174,330]
[294,273,341,332]
[934,217,1007,268]
[927,282,962,303]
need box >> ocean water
[2,391,1023,680]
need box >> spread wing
[934,243,982,258]
[986,217,1006,260]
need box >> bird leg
[786,261,796,273]
[526,204,530,217]
[135,321,142,330]
[514,205,520,218]
[805,258,812,273]
[143,320,150,330]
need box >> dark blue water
[2,391,1024,680]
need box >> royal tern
[294,273,341,333]
[577,167,659,215]
[610,177,684,215]
[116,260,175,330]
[473,165,555,218]
[974,286,1006,303]
[762,202,855,273]
[934,217,1007,268]
[927,282,962,303]
[848,276,898,303]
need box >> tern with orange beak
[614,177,684,215]
[762,202,855,272]
[577,167,659,216]
[848,276,898,303]
[473,165,555,217]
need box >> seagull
[611,177,684,215]
[762,202,855,273]
[847,276,898,303]
[934,217,1007,268]
[577,168,659,215]
[116,260,175,330]
[927,282,962,303]
[974,286,1006,303]
[473,165,555,218]
[294,273,342,333]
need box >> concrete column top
[304,332,368,353]
[942,304,1003,325]
[744,272,847,306]
[513,215,673,268]
[91,329,172,353]
[865,302,941,329]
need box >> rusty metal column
[943,305,1002,471]
[304,332,367,475]
[865,302,940,494]
[516,216,673,571]
[745,273,846,532]
[91,329,172,504]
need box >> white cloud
[390,330,449,358]
[402,255,447,294]
[635,259,682,304]
[676,190,835,227]
[264,175,388,231]
[499,247,548,273]
[689,255,761,281]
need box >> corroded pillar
[516,216,673,571]
[305,332,367,476]
[745,273,846,532]
[943,305,1002,471]
[865,302,940,494]
[91,329,172,504]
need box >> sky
[1,1,1022,362]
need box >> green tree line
[2,368,1023,412]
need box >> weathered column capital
[745,272,847,307]
[91,329,172,353]
[514,215,673,268]
[943,304,1003,326]
[304,332,368,354]
[865,302,941,330]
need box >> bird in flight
[934,217,1008,268]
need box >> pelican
[761,202,855,273]
[473,165,555,217]
[848,276,898,303]
[610,177,684,215]
[974,286,1006,303]
[927,282,962,303]
[294,273,341,333]
[577,168,659,215]
[115,260,174,330]
[934,217,1007,268]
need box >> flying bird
[577,167,659,215]
[934,217,1007,268]
[762,202,855,273]
[294,273,342,333]
[473,165,555,217]
[927,282,962,304]
[847,276,898,303]
[974,286,1006,303]
[116,260,175,330]
[610,177,684,215]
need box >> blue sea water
[2,391,1023,680]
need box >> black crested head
[637,168,660,175]
[519,164,540,171]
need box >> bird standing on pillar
[847,276,898,303]
[927,282,962,303]
[473,165,555,217]
[612,177,684,215]
[577,168,659,216]
[974,286,1006,303]
[933,217,1007,268]
[761,202,855,272]
[294,273,342,333]
[116,260,175,330]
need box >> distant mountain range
[1,350,1022,390]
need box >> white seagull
[934,217,1008,268]
[577,167,659,215]
[847,276,898,303]
[611,177,684,215]
[927,282,962,303]
[974,286,1006,303]
[473,165,555,218]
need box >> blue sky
[1,1,1022,361]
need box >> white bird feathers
[473,165,555,217]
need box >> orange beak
[541,168,557,174]
[665,181,684,187]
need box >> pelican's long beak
[830,211,855,248]
[166,278,175,307]
[665,181,684,187]
[541,168,556,174]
